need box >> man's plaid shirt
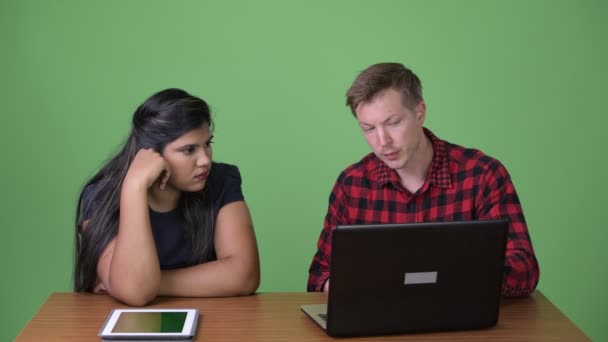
[308,128,539,297]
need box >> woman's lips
[194,171,208,181]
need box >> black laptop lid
[326,219,508,337]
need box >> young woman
[74,88,260,306]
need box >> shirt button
[407,203,416,212]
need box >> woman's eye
[183,147,195,155]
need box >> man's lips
[383,151,399,160]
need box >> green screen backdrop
[1,1,606,340]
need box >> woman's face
[161,124,213,192]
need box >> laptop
[301,219,508,337]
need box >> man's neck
[396,133,434,194]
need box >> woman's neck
[147,185,181,213]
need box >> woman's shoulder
[81,179,102,205]
[209,162,242,184]
[208,162,244,208]
[79,178,108,220]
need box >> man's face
[356,88,426,172]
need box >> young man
[307,63,539,297]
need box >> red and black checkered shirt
[308,128,540,297]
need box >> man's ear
[415,101,427,124]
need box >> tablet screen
[99,308,198,339]
[112,312,187,333]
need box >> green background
[1,0,606,340]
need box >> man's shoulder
[445,140,504,172]
[335,153,376,184]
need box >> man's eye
[388,120,401,126]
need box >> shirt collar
[372,127,452,189]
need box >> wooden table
[17,291,589,341]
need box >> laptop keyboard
[318,313,328,321]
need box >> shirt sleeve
[307,176,350,292]
[211,163,245,217]
[477,159,540,297]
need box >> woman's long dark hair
[74,88,215,292]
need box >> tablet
[99,308,198,340]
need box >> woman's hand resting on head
[123,148,171,191]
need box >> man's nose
[377,128,392,147]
